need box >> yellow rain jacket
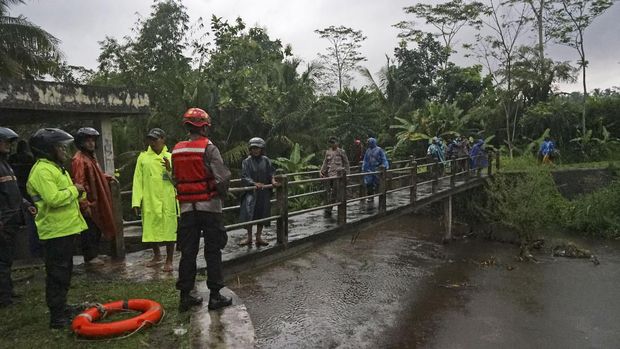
[131,146,178,242]
[27,158,87,240]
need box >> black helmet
[30,128,74,159]
[0,127,19,141]
[75,127,100,147]
[146,128,166,139]
[248,137,266,149]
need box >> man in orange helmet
[172,107,233,312]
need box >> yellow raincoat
[27,158,87,240]
[131,146,178,242]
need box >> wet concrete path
[230,214,620,348]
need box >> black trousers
[80,217,101,261]
[43,234,75,319]
[176,211,227,293]
[0,224,19,304]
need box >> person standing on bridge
[455,137,470,173]
[71,127,118,266]
[0,128,36,308]
[362,137,389,203]
[131,128,178,272]
[469,139,488,174]
[352,138,364,164]
[320,136,350,216]
[238,137,277,247]
[172,107,232,312]
[427,137,446,177]
[27,128,87,328]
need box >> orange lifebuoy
[72,299,163,338]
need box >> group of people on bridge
[426,136,489,176]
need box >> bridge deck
[96,173,488,277]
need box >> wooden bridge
[114,153,499,272]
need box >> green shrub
[499,155,539,172]
[568,181,620,238]
[485,170,569,244]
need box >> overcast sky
[13,0,620,92]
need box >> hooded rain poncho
[132,146,178,242]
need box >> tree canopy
[0,0,63,78]
[1,0,618,175]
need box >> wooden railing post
[477,155,482,178]
[410,156,417,205]
[443,195,453,243]
[465,155,471,181]
[358,165,366,204]
[275,171,289,245]
[450,158,456,188]
[109,180,125,260]
[337,169,347,226]
[432,161,439,193]
[496,151,500,172]
[378,165,387,213]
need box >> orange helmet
[183,107,211,127]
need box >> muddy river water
[231,214,620,348]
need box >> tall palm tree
[0,0,63,78]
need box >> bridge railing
[112,151,499,255]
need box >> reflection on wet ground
[232,214,620,348]
[232,214,451,348]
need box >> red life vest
[171,137,218,203]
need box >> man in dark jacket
[238,137,276,247]
[0,127,36,308]
[71,127,117,265]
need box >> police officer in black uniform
[0,127,36,307]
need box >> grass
[499,155,620,172]
[0,267,191,349]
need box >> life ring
[72,299,163,338]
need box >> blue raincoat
[362,138,389,189]
[469,139,488,169]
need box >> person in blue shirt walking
[539,137,555,164]
[362,138,389,203]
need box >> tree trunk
[537,0,544,64]
[580,34,587,136]
[504,100,513,158]
[581,58,587,135]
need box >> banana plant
[570,126,619,160]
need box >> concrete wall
[551,168,616,199]
[0,79,149,124]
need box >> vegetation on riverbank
[500,155,620,173]
[485,169,620,251]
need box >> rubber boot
[50,308,71,329]
[179,291,203,312]
[208,291,232,310]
